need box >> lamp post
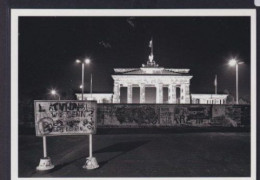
[76,58,91,100]
[50,89,60,100]
[76,58,98,169]
[80,74,92,100]
[228,59,244,104]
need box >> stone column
[127,84,133,103]
[185,84,191,104]
[113,82,120,103]
[180,84,191,104]
[140,84,145,103]
[168,84,177,104]
[180,84,185,104]
[156,83,163,103]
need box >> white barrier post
[43,136,47,157]
[36,136,54,171]
[89,134,92,158]
[83,134,99,170]
[83,101,99,170]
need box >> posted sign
[34,100,97,136]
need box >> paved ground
[19,131,250,177]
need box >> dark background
[0,0,259,180]
[19,16,250,102]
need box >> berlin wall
[97,104,250,127]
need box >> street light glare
[85,59,91,64]
[51,89,56,95]
[229,59,237,66]
[76,59,81,63]
[228,58,244,104]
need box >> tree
[223,89,235,104]
[239,98,249,104]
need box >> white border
[11,9,257,180]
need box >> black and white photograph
[11,9,256,179]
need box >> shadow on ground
[33,140,150,175]
[94,140,150,168]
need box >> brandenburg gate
[77,39,227,104]
[112,39,193,104]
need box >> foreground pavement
[19,132,250,177]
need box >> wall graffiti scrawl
[160,105,212,126]
[34,100,97,136]
[97,105,160,126]
[97,104,250,127]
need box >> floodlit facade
[112,66,192,104]
[76,93,113,103]
[76,39,228,104]
[191,94,228,104]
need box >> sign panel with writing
[34,100,97,136]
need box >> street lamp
[76,58,91,100]
[228,58,244,104]
[50,89,60,100]
[76,58,98,169]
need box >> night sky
[19,16,250,101]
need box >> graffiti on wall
[159,106,175,125]
[34,101,97,136]
[159,106,211,126]
[211,105,226,126]
[98,105,159,126]
[97,104,250,127]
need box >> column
[113,82,120,103]
[140,84,145,103]
[127,84,133,103]
[156,83,163,104]
[185,84,191,104]
[180,84,185,104]
[168,84,177,104]
[180,84,190,104]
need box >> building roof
[113,67,191,76]
[113,46,191,76]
